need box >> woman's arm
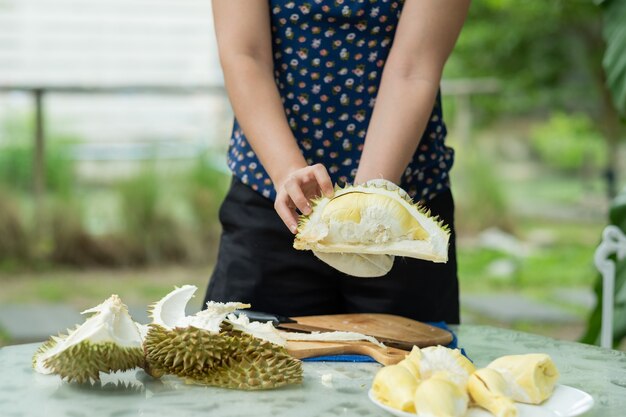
[354,0,471,185]
[212,0,333,232]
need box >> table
[1,325,624,417]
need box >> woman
[204,0,470,324]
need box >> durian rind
[312,251,394,278]
[42,341,144,384]
[144,324,302,390]
[32,294,144,383]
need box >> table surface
[1,324,625,417]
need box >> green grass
[0,266,211,311]
[0,326,10,347]
[457,217,603,293]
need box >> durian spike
[144,325,302,390]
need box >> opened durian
[32,295,144,384]
[294,179,450,277]
[143,285,303,390]
[487,353,559,404]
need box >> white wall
[0,0,231,170]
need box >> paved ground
[0,288,597,345]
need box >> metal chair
[594,225,626,348]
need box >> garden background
[0,0,625,349]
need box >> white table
[1,325,624,416]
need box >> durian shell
[41,340,144,384]
[144,324,302,390]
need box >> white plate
[368,384,594,417]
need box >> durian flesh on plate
[32,295,144,384]
[144,285,303,390]
[293,179,450,277]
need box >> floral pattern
[227,0,453,203]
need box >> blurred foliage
[581,189,626,348]
[0,187,29,264]
[187,154,230,258]
[0,113,77,196]
[599,0,626,117]
[529,112,606,172]
[0,145,75,196]
[446,0,604,120]
[454,144,513,234]
[118,165,197,264]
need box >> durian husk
[32,295,145,384]
[144,324,302,390]
[40,341,144,384]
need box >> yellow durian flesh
[468,368,518,417]
[371,364,418,413]
[397,358,421,380]
[487,353,559,404]
[294,179,450,277]
[322,192,429,242]
[418,345,476,389]
[414,372,469,417]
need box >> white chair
[594,225,626,348]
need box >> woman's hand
[274,164,334,234]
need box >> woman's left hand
[274,163,334,234]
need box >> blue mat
[302,322,467,362]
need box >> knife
[236,310,415,350]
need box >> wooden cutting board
[286,313,453,349]
[285,340,408,366]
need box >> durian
[414,372,469,417]
[371,364,419,412]
[32,295,144,384]
[294,179,450,277]
[487,353,559,404]
[468,368,518,417]
[414,345,476,389]
[143,285,303,390]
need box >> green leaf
[601,0,626,116]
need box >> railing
[0,78,500,202]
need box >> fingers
[285,179,312,216]
[274,164,334,234]
[311,163,334,197]
[274,193,299,234]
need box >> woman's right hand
[274,163,334,234]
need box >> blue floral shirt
[227,0,454,203]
